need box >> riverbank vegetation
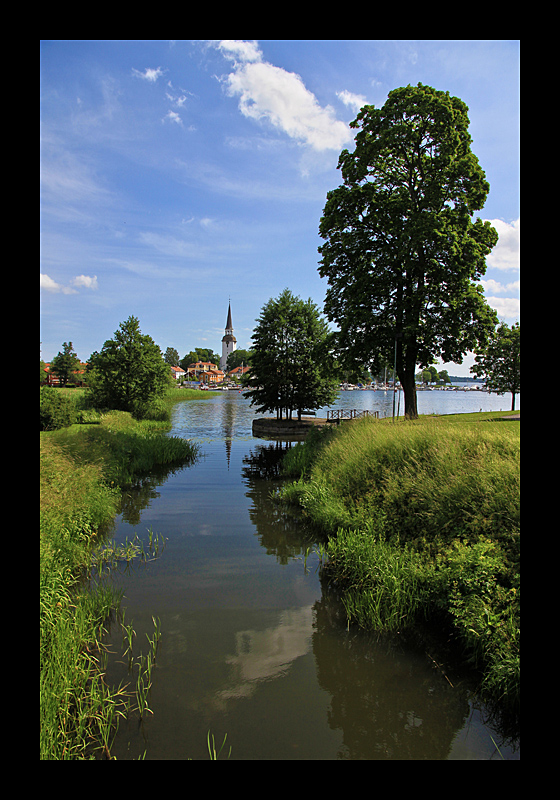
[40,387,203,758]
[279,411,520,726]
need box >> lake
[104,389,519,760]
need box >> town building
[227,365,251,380]
[220,302,237,371]
[185,361,225,384]
[170,365,186,381]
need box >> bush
[40,386,77,430]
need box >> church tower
[220,302,237,371]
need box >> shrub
[40,386,77,430]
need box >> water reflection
[215,606,314,707]
[242,442,314,565]
[313,575,472,760]
[104,394,518,759]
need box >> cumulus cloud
[336,89,367,114]
[485,218,520,272]
[480,218,520,321]
[214,40,352,152]
[40,273,98,294]
[41,274,77,294]
[217,39,262,64]
[486,296,520,321]
[480,278,520,295]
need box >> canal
[104,391,519,759]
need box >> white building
[220,302,237,371]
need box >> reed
[40,412,189,758]
[207,731,232,760]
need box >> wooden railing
[326,409,379,422]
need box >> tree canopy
[180,348,221,370]
[226,348,253,372]
[471,321,520,410]
[245,289,338,420]
[50,341,81,386]
[164,347,180,366]
[87,316,171,418]
[318,83,499,418]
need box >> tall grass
[48,409,200,488]
[40,404,200,758]
[280,414,520,722]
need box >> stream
[104,390,519,760]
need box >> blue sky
[40,40,519,376]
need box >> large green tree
[471,321,520,410]
[245,289,338,421]
[318,83,499,418]
[87,316,171,417]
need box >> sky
[40,40,520,376]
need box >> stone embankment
[252,417,330,438]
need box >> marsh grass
[40,401,200,759]
[280,413,520,721]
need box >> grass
[40,388,204,759]
[279,411,520,725]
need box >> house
[42,362,88,386]
[187,361,225,384]
[170,365,186,381]
[227,365,251,380]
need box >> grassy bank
[40,389,202,759]
[280,411,520,724]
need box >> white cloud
[72,274,98,290]
[217,39,262,64]
[486,296,520,321]
[40,273,98,294]
[336,89,367,114]
[215,40,352,152]
[40,273,77,294]
[163,110,183,126]
[485,217,520,271]
[132,66,166,83]
[480,278,520,295]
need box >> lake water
[104,389,519,760]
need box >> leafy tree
[318,83,499,418]
[471,321,520,410]
[164,347,180,366]
[226,349,253,372]
[50,341,81,386]
[87,316,171,418]
[180,348,221,370]
[245,289,338,421]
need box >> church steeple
[225,303,234,335]
[220,301,237,371]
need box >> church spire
[220,300,237,371]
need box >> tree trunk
[511,392,516,411]
[401,370,418,419]
[397,337,419,420]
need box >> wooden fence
[326,409,379,422]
